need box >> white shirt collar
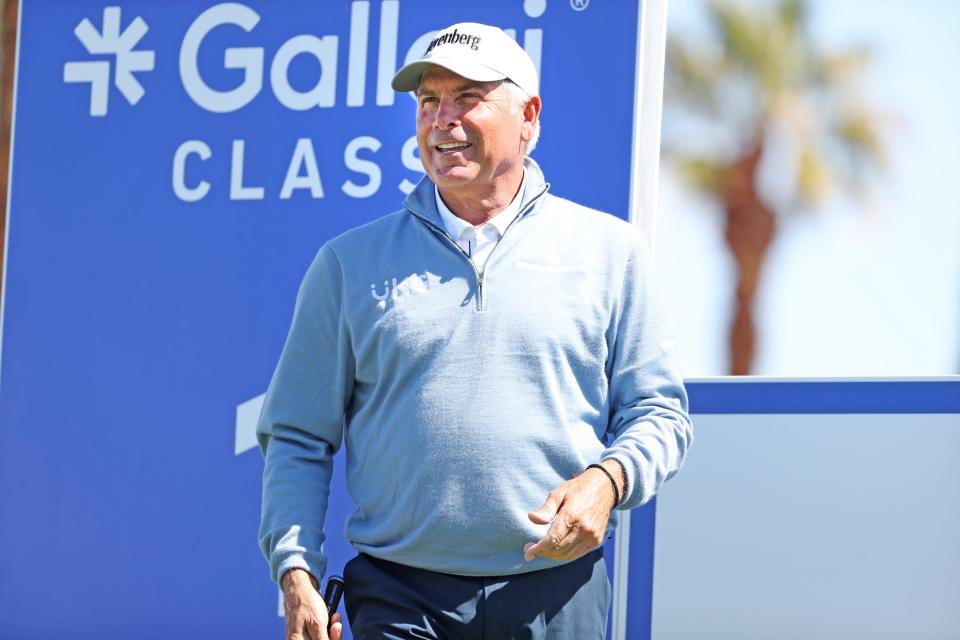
[435,172,527,241]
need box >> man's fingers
[525,516,575,561]
[284,588,331,640]
[306,615,329,640]
[526,478,611,560]
[285,603,328,640]
[523,522,566,562]
[287,624,308,640]
[555,522,583,557]
[528,519,584,561]
[545,511,575,549]
[524,537,549,561]
[528,489,563,525]
[564,533,597,562]
[285,610,305,640]
[329,612,343,640]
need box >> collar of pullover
[404,157,550,230]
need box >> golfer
[257,21,692,640]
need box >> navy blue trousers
[343,549,610,639]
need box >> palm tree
[662,0,886,374]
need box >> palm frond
[673,156,726,195]
[664,40,724,114]
[664,0,889,215]
[796,142,831,207]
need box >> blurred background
[657,0,959,377]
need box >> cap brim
[391,58,508,92]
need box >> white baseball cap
[391,22,539,97]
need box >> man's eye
[419,97,438,106]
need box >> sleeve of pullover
[601,231,693,510]
[257,245,354,585]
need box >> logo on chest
[369,272,433,308]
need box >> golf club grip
[323,575,345,620]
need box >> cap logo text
[425,28,481,53]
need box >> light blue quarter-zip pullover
[257,158,692,584]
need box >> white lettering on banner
[180,3,264,113]
[172,140,212,202]
[176,2,543,111]
[523,28,543,78]
[67,3,546,116]
[376,0,400,106]
[270,35,339,110]
[230,139,265,200]
[342,136,383,199]
[398,136,421,195]
[281,139,325,199]
[172,137,421,201]
[153,1,549,201]
[347,1,370,107]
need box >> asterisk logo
[63,7,156,117]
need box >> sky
[655,0,960,377]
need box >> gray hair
[500,80,541,156]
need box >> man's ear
[521,95,542,142]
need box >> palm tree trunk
[722,137,776,375]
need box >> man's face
[415,66,533,197]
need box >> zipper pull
[477,274,485,310]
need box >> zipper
[407,184,550,311]
[408,218,484,308]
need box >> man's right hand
[281,569,343,640]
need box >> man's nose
[434,97,461,130]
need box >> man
[258,22,692,640]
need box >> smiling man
[257,22,692,640]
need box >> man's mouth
[435,142,472,153]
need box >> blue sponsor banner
[687,380,960,414]
[0,0,647,637]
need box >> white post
[612,0,669,638]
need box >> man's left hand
[523,464,620,562]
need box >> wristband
[585,463,621,508]
[605,457,629,506]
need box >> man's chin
[432,169,478,189]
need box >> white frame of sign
[613,0,669,639]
